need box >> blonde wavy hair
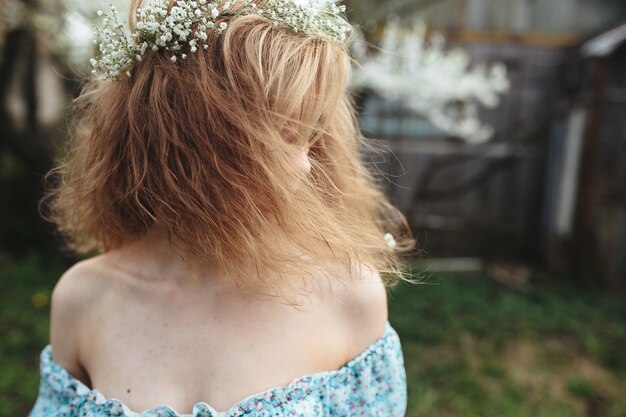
[42,0,416,302]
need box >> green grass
[2,255,626,417]
[388,271,626,417]
[0,253,64,416]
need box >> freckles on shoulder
[319,262,389,364]
[333,262,389,340]
[49,257,111,385]
[51,257,111,320]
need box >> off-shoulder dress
[29,321,407,417]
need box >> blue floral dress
[29,321,407,417]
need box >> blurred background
[1,0,625,416]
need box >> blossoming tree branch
[350,20,510,143]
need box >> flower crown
[91,0,351,80]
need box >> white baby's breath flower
[91,0,351,80]
[384,233,397,249]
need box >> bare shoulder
[331,262,389,356]
[50,256,111,385]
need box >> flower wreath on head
[91,0,351,80]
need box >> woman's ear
[296,146,312,176]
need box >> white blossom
[350,20,510,143]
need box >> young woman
[30,0,416,416]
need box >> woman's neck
[102,222,308,296]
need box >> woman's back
[35,225,402,416]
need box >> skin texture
[50,211,388,413]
